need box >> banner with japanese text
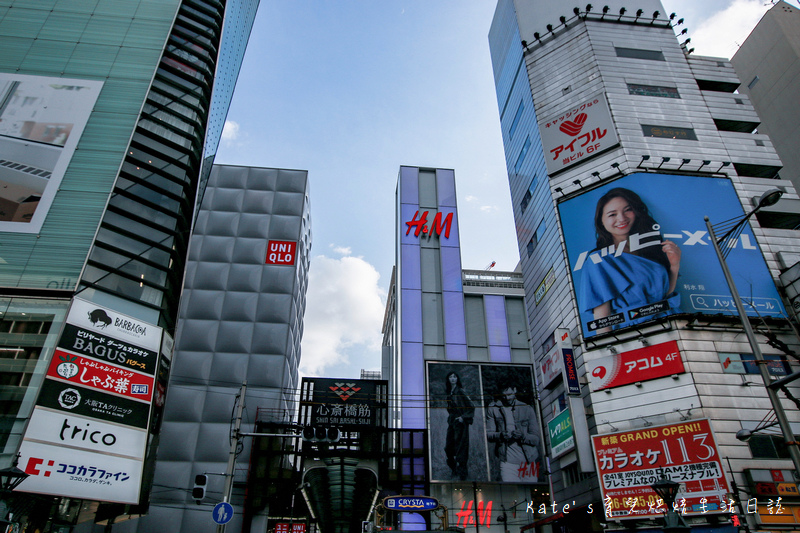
[588,341,685,391]
[538,92,619,175]
[16,298,162,504]
[592,419,729,519]
[558,174,785,339]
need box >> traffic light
[192,474,207,503]
[301,426,340,443]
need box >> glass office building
[0,0,259,526]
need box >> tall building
[732,1,800,210]
[489,1,800,531]
[0,0,259,528]
[382,166,547,532]
[116,164,311,533]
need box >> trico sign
[405,210,452,239]
[265,240,297,265]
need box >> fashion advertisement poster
[558,173,785,339]
[427,362,544,485]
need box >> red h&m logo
[456,500,493,529]
[405,211,453,239]
[266,240,297,265]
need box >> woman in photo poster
[581,187,681,333]
[444,371,474,480]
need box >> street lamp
[650,474,689,532]
[705,188,800,478]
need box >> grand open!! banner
[592,419,729,519]
[558,173,786,338]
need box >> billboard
[539,92,619,175]
[427,362,545,485]
[588,341,685,391]
[300,378,388,431]
[592,419,729,519]
[17,298,161,504]
[558,174,786,338]
[547,408,575,459]
[0,73,103,233]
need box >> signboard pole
[217,381,246,533]
[706,218,800,478]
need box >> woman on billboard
[582,188,681,333]
[444,371,474,480]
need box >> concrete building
[115,164,311,533]
[732,1,800,228]
[0,0,259,529]
[489,1,800,531]
[382,166,547,533]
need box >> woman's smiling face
[601,196,636,243]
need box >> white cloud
[330,244,352,256]
[300,254,386,376]
[480,205,497,213]
[221,120,240,141]
[689,0,770,59]
[465,195,478,202]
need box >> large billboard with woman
[558,173,786,339]
[426,362,544,485]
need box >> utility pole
[218,381,246,533]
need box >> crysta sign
[383,495,439,511]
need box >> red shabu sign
[588,341,684,391]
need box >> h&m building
[490,1,800,532]
[382,166,548,533]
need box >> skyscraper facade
[732,1,800,210]
[0,0,259,527]
[117,164,311,533]
[490,1,800,531]
[383,167,546,532]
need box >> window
[520,174,537,213]
[627,83,680,98]
[527,220,546,257]
[748,75,760,89]
[509,100,524,139]
[615,47,665,61]
[642,124,698,140]
[749,435,795,459]
[515,136,531,174]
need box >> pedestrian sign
[212,502,234,525]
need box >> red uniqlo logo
[266,240,297,265]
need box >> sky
[215,0,784,379]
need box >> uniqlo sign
[265,240,297,265]
[588,341,685,391]
[538,92,619,175]
[592,419,729,519]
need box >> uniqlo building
[489,1,800,532]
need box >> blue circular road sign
[212,502,234,525]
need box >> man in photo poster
[486,381,541,482]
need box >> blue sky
[215,0,780,378]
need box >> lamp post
[705,188,800,478]
[651,474,689,532]
[0,454,29,525]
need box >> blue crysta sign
[383,496,439,512]
[558,174,786,338]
